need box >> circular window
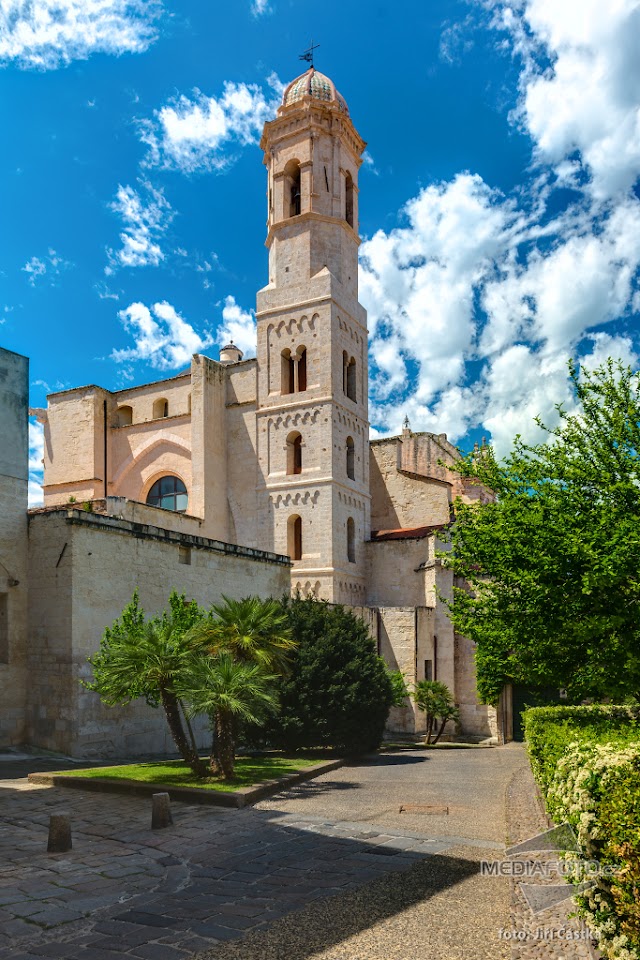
[146,476,188,513]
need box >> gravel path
[195,744,529,960]
[505,758,599,960]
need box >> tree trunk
[179,698,200,759]
[432,717,448,745]
[214,710,236,780]
[209,731,222,777]
[160,687,208,778]
[425,713,435,745]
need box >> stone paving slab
[0,773,497,959]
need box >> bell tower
[255,67,370,604]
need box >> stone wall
[0,347,29,746]
[27,509,291,759]
[369,438,452,531]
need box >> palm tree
[413,680,460,745]
[87,593,209,778]
[180,654,279,778]
[187,596,296,674]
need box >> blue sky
[1,0,639,504]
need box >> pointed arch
[110,434,191,489]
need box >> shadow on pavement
[196,848,484,960]
[357,753,430,766]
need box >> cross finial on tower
[299,40,320,68]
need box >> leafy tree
[443,359,640,704]
[179,654,278,779]
[251,596,395,754]
[86,591,209,777]
[387,670,411,708]
[413,680,459,744]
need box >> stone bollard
[47,813,72,853]
[151,792,173,830]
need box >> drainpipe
[103,399,108,498]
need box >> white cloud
[490,0,640,201]
[358,3,640,456]
[140,76,282,173]
[28,419,44,506]
[362,151,379,176]
[22,248,72,285]
[106,181,173,273]
[22,256,46,284]
[360,173,521,405]
[360,176,640,455]
[112,301,213,370]
[0,0,161,70]
[217,295,256,358]
[95,281,120,300]
[251,0,271,14]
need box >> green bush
[244,596,394,755]
[523,704,640,792]
[523,704,640,959]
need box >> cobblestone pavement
[0,747,527,960]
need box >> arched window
[281,349,294,395]
[281,346,307,394]
[286,432,302,475]
[344,355,356,402]
[117,405,133,427]
[187,393,191,415]
[347,517,356,563]
[153,398,169,419]
[146,476,188,513]
[297,347,307,392]
[288,515,302,561]
[346,436,355,480]
[285,160,301,218]
[345,172,354,228]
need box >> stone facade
[11,67,503,748]
[26,507,290,758]
[0,347,29,746]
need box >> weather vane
[299,40,320,68]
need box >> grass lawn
[53,754,328,793]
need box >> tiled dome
[282,68,349,115]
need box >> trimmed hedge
[523,704,640,792]
[524,705,640,960]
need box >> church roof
[282,67,349,116]
[369,523,449,542]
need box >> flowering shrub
[524,706,640,960]
[523,704,640,792]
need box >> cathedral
[1,67,507,756]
